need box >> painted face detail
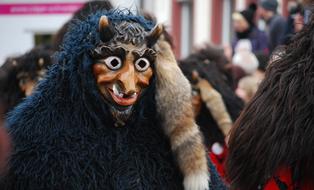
[92,44,155,124]
[92,15,163,126]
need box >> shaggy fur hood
[1,10,226,190]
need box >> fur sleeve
[154,38,210,190]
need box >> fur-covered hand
[197,78,217,102]
[197,79,232,138]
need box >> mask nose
[117,63,137,95]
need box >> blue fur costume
[0,11,226,190]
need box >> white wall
[235,0,246,11]
[142,0,172,26]
[193,0,211,46]
[0,14,72,64]
[0,0,85,65]
[110,0,141,13]
[222,0,231,45]
[0,0,173,65]
[0,0,86,3]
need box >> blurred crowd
[0,0,313,189]
[231,0,305,103]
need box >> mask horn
[98,15,115,43]
[146,24,163,47]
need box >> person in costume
[179,45,244,180]
[0,10,226,190]
[226,11,314,190]
[0,46,52,121]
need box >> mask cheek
[93,64,118,86]
[93,70,118,102]
[136,69,153,89]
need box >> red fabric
[264,167,293,190]
[264,167,314,190]
[209,144,228,180]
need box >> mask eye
[103,56,122,70]
[135,58,150,72]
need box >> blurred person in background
[223,45,245,90]
[235,52,269,104]
[0,46,53,121]
[225,64,247,90]
[282,3,304,44]
[232,39,259,75]
[254,52,269,80]
[226,11,314,190]
[232,3,269,55]
[293,7,305,33]
[179,45,244,180]
[258,0,287,53]
[191,44,235,88]
[235,76,260,104]
[302,0,313,24]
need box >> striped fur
[154,38,209,190]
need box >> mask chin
[98,85,137,127]
[107,87,148,127]
[109,104,133,127]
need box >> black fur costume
[179,48,244,147]
[0,46,52,120]
[0,11,225,190]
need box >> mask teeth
[113,84,124,98]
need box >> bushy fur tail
[154,38,210,190]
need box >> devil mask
[90,15,162,126]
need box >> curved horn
[98,15,114,43]
[146,24,163,47]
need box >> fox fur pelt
[154,38,209,190]
[0,10,226,190]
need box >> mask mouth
[98,83,143,127]
[107,84,140,107]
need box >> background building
[0,0,296,64]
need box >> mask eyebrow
[132,48,156,62]
[91,45,128,59]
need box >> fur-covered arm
[154,38,210,190]
[197,79,232,137]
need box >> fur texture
[0,46,52,116]
[0,10,226,190]
[52,0,113,51]
[226,13,314,190]
[154,39,209,190]
[198,80,232,137]
[179,48,244,147]
[0,57,22,118]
